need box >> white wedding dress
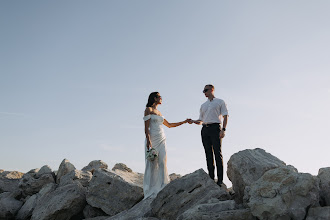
[143,114,170,199]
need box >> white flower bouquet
[146,148,158,161]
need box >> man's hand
[187,118,193,124]
[220,130,225,138]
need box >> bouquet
[146,148,158,161]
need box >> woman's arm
[163,118,188,128]
[144,108,152,150]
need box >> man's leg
[210,127,223,184]
[201,127,215,180]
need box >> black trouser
[201,124,223,183]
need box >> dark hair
[146,92,160,107]
[205,84,214,89]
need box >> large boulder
[31,182,86,220]
[178,200,255,220]
[83,160,108,173]
[318,167,330,206]
[246,166,319,220]
[0,171,24,193]
[106,197,153,220]
[150,169,230,220]
[83,204,107,219]
[16,194,38,220]
[306,206,330,220]
[59,169,92,187]
[87,168,144,216]
[0,192,23,219]
[227,148,286,203]
[19,172,55,197]
[169,173,181,182]
[56,159,76,183]
[112,164,144,188]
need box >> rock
[112,163,132,172]
[37,165,52,176]
[306,206,330,220]
[169,173,181,182]
[16,194,38,220]
[106,197,153,220]
[83,204,108,219]
[227,148,286,203]
[318,167,330,206]
[59,169,92,187]
[112,165,144,188]
[0,171,24,193]
[84,217,111,220]
[27,168,39,174]
[0,192,23,219]
[150,169,230,220]
[86,168,144,216]
[178,200,238,220]
[246,166,319,220]
[82,160,108,173]
[56,159,76,183]
[31,182,86,220]
[19,173,55,197]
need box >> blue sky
[1,1,330,186]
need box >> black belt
[202,123,220,128]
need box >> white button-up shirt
[198,98,229,125]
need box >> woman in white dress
[143,92,189,199]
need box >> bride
[143,92,189,199]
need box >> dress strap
[143,115,151,121]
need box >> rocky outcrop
[0,192,23,219]
[318,167,330,206]
[227,148,286,203]
[150,169,230,220]
[19,172,55,197]
[59,169,92,187]
[82,160,108,173]
[306,206,330,220]
[56,159,76,183]
[86,168,144,216]
[0,171,24,193]
[246,166,319,220]
[31,182,86,220]
[1,148,330,220]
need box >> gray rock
[112,163,132,172]
[83,204,107,219]
[178,200,238,220]
[27,168,39,174]
[31,182,86,220]
[59,169,92,187]
[227,148,286,203]
[246,166,319,220]
[318,167,330,206]
[82,160,108,173]
[150,169,230,220]
[0,192,23,219]
[106,197,153,220]
[56,159,76,183]
[86,168,144,216]
[179,208,255,220]
[37,165,52,176]
[84,217,111,220]
[0,171,24,193]
[306,206,330,220]
[169,173,181,182]
[19,173,55,197]
[16,194,38,220]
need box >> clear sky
[1,1,330,186]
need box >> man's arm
[220,115,228,138]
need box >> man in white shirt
[189,84,229,186]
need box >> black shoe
[216,180,223,187]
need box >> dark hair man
[188,84,229,186]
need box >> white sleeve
[220,101,229,116]
[143,115,151,121]
[198,106,203,121]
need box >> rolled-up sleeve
[198,106,203,121]
[220,102,229,116]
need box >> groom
[188,84,229,186]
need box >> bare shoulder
[144,107,152,116]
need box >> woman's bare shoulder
[144,107,152,116]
